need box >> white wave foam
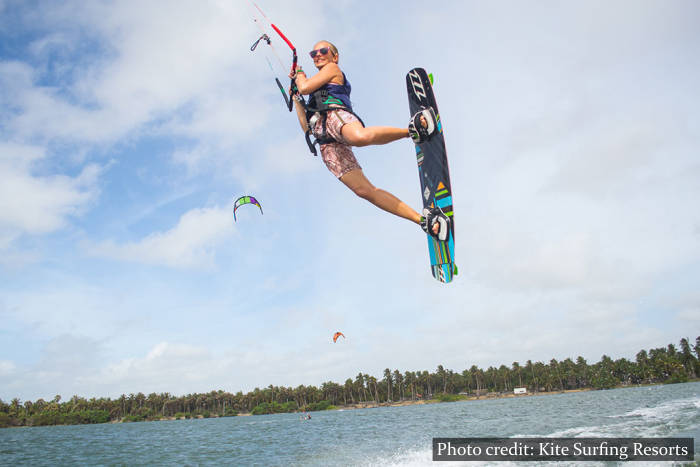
[364,448,612,467]
[362,447,528,467]
[620,396,700,420]
[359,447,431,467]
[548,395,700,438]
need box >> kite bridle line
[248,17,286,71]
[247,0,299,112]
[269,23,297,77]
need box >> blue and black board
[406,67,456,283]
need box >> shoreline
[8,382,697,427]
[160,388,594,420]
[296,387,594,413]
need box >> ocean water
[0,382,698,466]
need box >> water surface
[1,382,698,466]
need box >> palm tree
[559,358,576,389]
[612,358,633,385]
[498,365,511,392]
[549,359,564,390]
[344,379,355,404]
[525,360,535,391]
[355,373,366,402]
[9,398,21,417]
[533,362,546,392]
[679,338,697,378]
[511,362,523,388]
[404,371,415,400]
[436,365,447,394]
[593,355,617,389]
[469,365,482,394]
[367,376,379,403]
[393,370,403,400]
[384,369,392,402]
[649,347,669,380]
[421,371,432,396]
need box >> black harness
[301,89,365,156]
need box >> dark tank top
[314,72,352,110]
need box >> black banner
[433,438,694,462]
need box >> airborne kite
[233,196,263,222]
[332,332,345,343]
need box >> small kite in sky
[233,195,263,221]
[333,332,345,343]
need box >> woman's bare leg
[340,169,421,224]
[341,121,409,147]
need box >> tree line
[1,336,698,428]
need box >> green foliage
[282,401,299,412]
[251,401,299,415]
[304,400,335,412]
[250,403,271,415]
[29,409,110,426]
[591,369,618,390]
[436,393,464,402]
[30,410,61,426]
[666,373,689,384]
[0,412,12,428]
[122,414,146,423]
[81,410,110,424]
[592,377,617,390]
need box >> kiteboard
[406,67,456,283]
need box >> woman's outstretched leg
[340,169,420,224]
[341,121,409,147]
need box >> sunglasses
[309,47,331,58]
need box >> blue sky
[1,0,699,401]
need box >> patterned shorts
[313,109,362,178]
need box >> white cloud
[91,342,215,391]
[2,1,269,148]
[3,339,267,399]
[0,334,104,401]
[89,206,234,269]
[675,308,700,325]
[0,141,100,246]
[0,360,15,377]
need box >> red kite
[332,332,345,343]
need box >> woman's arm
[292,94,309,133]
[292,63,343,95]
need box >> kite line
[247,0,298,112]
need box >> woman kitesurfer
[289,41,449,240]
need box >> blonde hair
[316,40,339,61]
